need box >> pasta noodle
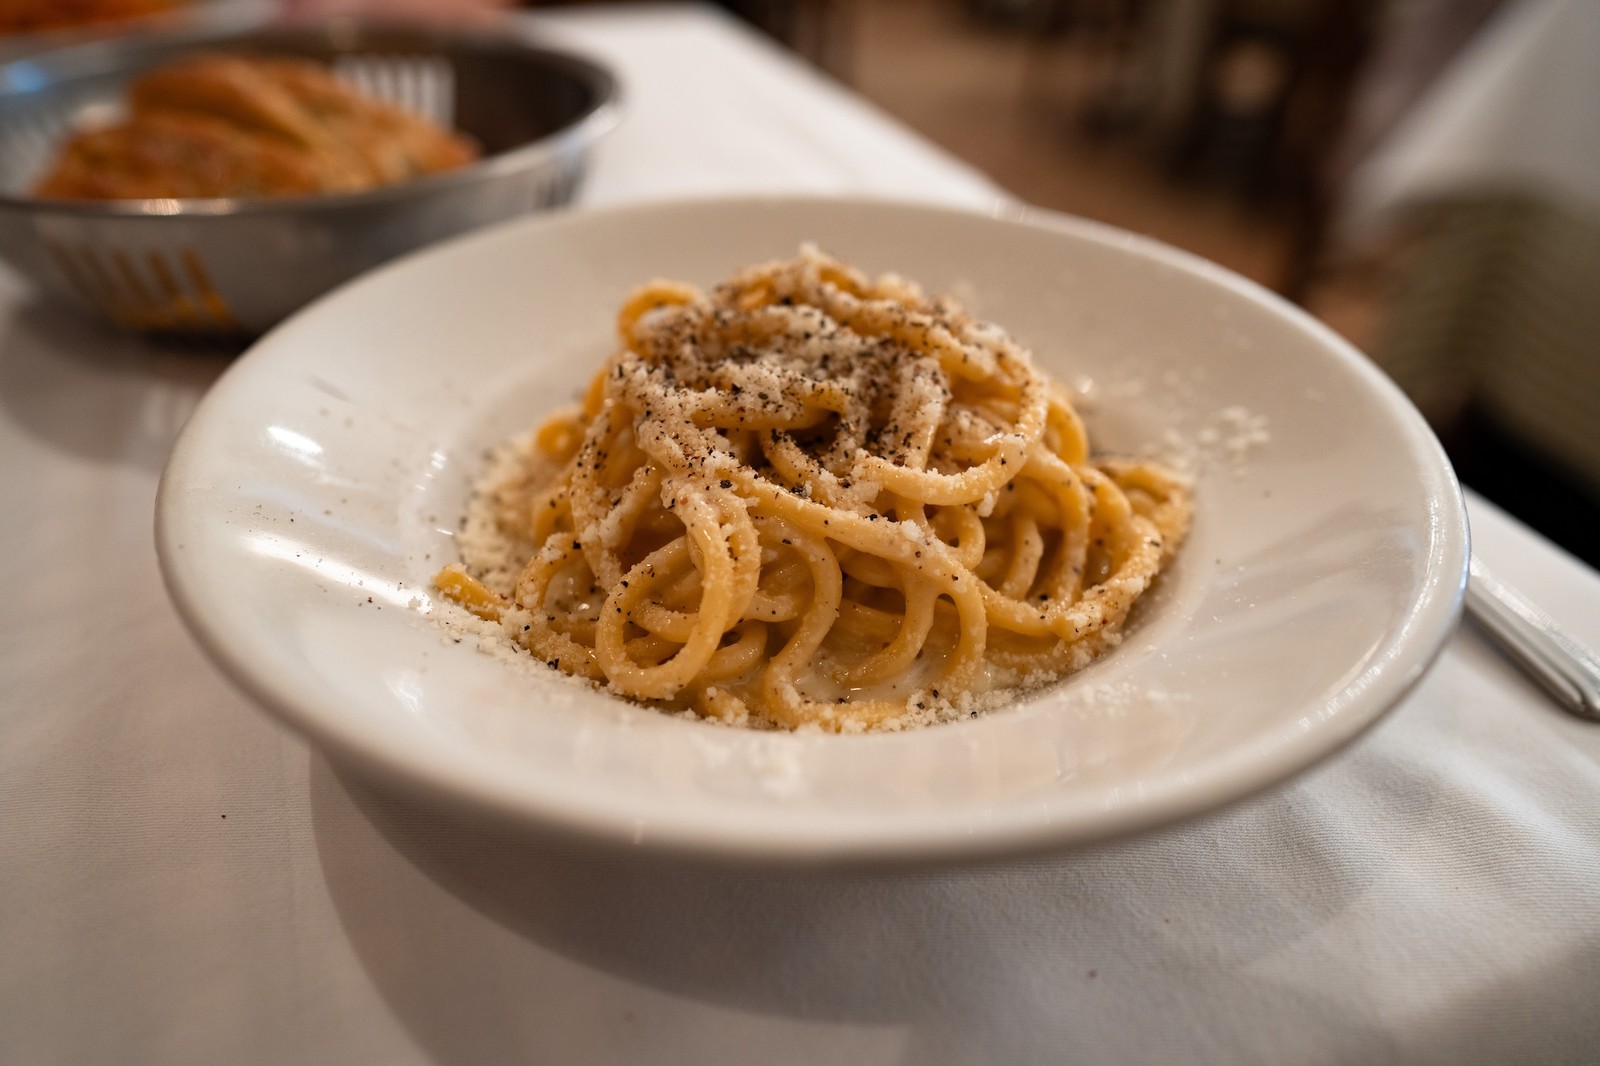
[436,247,1190,731]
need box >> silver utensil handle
[1466,555,1600,721]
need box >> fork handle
[1466,555,1600,721]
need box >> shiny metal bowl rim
[0,17,622,218]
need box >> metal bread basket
[0,21,620,335]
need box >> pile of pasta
[438,247,1190,731]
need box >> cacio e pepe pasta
[436,247,1190,731]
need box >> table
[3,6,1597,1064]
[1334,0,1600,498]
[1339,0,1600,242]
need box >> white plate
[157,197,1468,864]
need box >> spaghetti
[437,247,1190,731]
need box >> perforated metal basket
[0,20,620,335]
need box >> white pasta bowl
[156,196,1468,864]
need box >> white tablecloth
[2,6,1597,1064]
[1339,0,1600,242]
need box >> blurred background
[605,0,1600,566]
[5,0,1597,565]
